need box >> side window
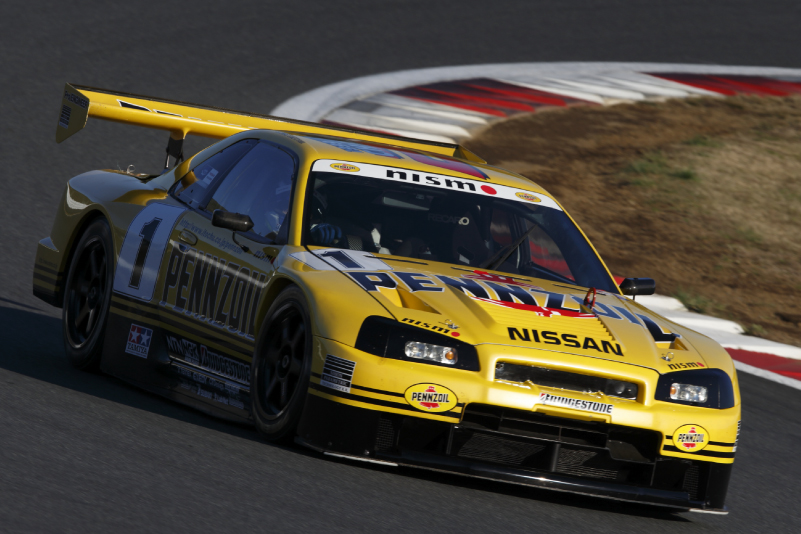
[173,139,257,207]
[525,222,574,281]
[205,142,296,239]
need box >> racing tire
[251,285,313,443]
[62,218,114,371]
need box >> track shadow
[0,305,260,443]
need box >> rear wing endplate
[56,83,485,164]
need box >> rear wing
[56,83,485,166]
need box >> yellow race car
[34,84,740,513]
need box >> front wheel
[250,285,313,442]
[62,218,114,370]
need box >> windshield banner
[312,160,563,211]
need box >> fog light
[404,341,457,365]
[670,383,708,403]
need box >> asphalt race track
[2,1,801,531]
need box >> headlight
[655,369,735,409]
[405,341,457,365]
[670,383,708,403]
[356,316,480,371]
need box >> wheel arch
[43,208,112,308]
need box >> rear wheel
[62,218,114,370]
[250,285,313,443]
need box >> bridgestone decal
[320,355,355,393]
[538,392,613,414]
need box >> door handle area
[178,230,198,246]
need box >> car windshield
[305,164,618,292]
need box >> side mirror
[212,210,254,233]
[619,277,656,296]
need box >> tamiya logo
[125,324,153,358]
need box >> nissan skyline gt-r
[34,84,740,513]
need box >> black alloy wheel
[62,218,114,370]
[251,285,313,442]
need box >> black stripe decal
[110,306,251,359]
[311,372,464,405]
[662,445,735,459]
[112,293,256,351]
[383,258,429,265]
[33,272,59,284]
[113,292,254,348]
[309,382,461,420]
[34,265,62,277]
[666,436,735,448]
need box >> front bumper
[298,394,731,511]
[302,336,737,510]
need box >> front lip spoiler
[375,449,704,510]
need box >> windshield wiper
[480,225,539,271]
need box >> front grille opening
[495,363,639,400]
[556,448,618,480]
[452,429,553,470]
[375,417,397,452]
[455,405,662,486]
[397,417,450,454]
[683,465,701,500]
[457,432,547,466]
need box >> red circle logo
[480,185,497,195]
[451,332,460,337]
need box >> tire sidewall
[250,284,313,442]
[62,218,114,370]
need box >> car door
[157,139,298,415]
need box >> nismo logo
[385,170,490,194]
[401,317,458,336]
[160,243,267,338]
[667,361,705,370]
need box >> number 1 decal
[312,249,393,271]
[129,218,162,289]
[114,204,186,301]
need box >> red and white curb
[272,62,801,388]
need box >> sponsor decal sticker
[667,361,705,370]
[405,384,458,412]
[64,90,89,109]
[320,355,356,393]
[125,324,153,358]
[59,105,71,128]
[673,424,710,452]
[537,392,614,414]
[330,162,360,172]
[515,191,541,202]
[400,317,456,336]
[312,160,562,210]
[508,328,623,356]
[165,335,251,384]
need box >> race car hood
[297,248,711,374]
